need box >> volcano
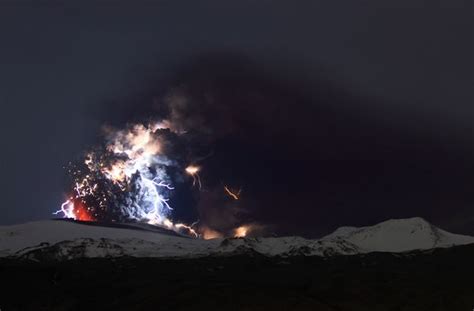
[2,217,474,310]
[1,217,473,260]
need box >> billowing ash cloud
[56,60,276,238]
[56,121,200,234]
[56,54,330,238]
[54,52,474,239]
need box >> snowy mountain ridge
[1,217,473,260]
[321,217,474,253]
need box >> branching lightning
[54,118,255,239]
[54,200,75,219]
[54,121,199,236]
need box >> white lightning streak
[53,200,75,219]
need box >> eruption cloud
[54,58,279,238]
[55,121,199,236]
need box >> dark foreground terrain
[1,245,474,311]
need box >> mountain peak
[322,217,474,253]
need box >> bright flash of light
[185,165,202,189]
[233,225,251,238]
[185,165,199,175]
[224,185,241,200]
[86,123,175,225]
[54,199,95,222]
[54,121,198,237]
[175,223,199,237]
[200,227,223,240]
[54,200,75,219]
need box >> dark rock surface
[1,244,474,310]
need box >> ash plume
[57,54,337,238]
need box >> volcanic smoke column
[55,121,197,236]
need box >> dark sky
[0,0,473,237]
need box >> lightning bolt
[53,199,75,219]
[224,185,241,200]
[56,121,200,237]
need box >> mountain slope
[0,220,219,259]
[1,217,473,260]
[321,217,474,253]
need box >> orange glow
[233,225,250,238]
[106,123,161,159]
[185,165,202,189]
[175,223,199,237]
[201,227,223,240]
[73,201,95,222]
[185,165,200,175]
[101,160,126,183]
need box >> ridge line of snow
[1,217,473,259]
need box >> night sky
[1,0,473,237]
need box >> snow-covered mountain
[321,217,474,253]
[0,217,473,260]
